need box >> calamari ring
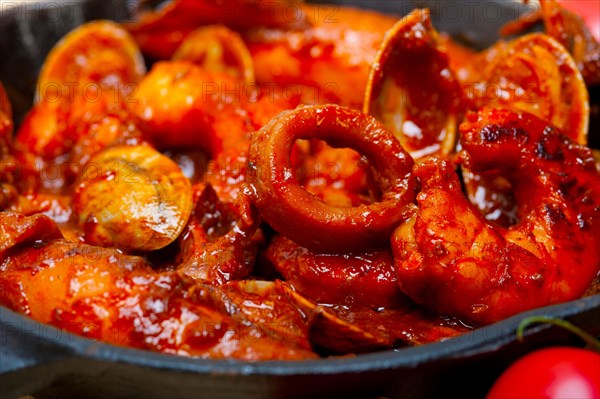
[247,104,416,253]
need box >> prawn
[126,0,398,108]
[129,60,294,201]
[128,60,285,275]
[177,184,260,285]
[393,107,600,325]
[0,213,315,360]
[451,33,590,226]
[126,0,310,60]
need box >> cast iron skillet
[0,1,599,398]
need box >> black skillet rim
[1,0,599,378]
[2,295,598,375]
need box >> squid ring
[247,104,416,253]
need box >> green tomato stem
[517,316,600,351]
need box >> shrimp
[126,0,398,108]
[126,0,309,60]
[0,212,467,355]
[393,107,600,325]
[129,61,287,277]
[128,61,250,179]
[453,33,590,227]
[0,85,76,223]
[177,184,260,285]
[0,212,62,258]
[0,213,315,360]
[246,4,398,109]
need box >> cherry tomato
[487,347,600,399]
